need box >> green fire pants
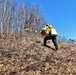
[44,35,58,50]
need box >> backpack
[50,28,58,35]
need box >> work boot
[43,43,46,46]
[56,47,58,50]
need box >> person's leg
[44,36,51,45]
[52,36,58,50]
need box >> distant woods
[0,0,46,38]
[57,36,76,45]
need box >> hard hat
[46,24,52,28]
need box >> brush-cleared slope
[0,32,76,75]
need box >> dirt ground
[0,32,76,75]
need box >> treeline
[0,0,46,38]
[57,35,76,45]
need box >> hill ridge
[0,32,76,75]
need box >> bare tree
[0,0,46,47]
[0,0,16,38]
[28,5,46,32]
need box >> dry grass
[0,32,76,75]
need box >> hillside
[0,32,76,75]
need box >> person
[40,24,52,37]
[43,24,58,50]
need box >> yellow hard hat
[46,24,52,28]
